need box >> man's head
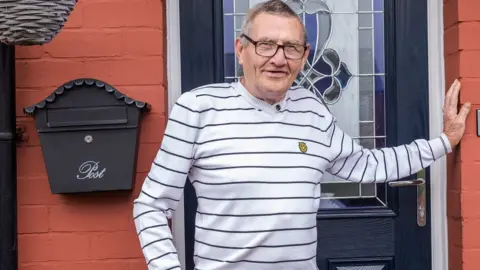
[235,0,310,104]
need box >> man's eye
[257,42,275,50]
[285,45,302,52]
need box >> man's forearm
[327,131,451,183]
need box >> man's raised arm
[326,79,471,183]
[133,91,199,270]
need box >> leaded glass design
[223,0,387,209]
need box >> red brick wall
[14,1,167,269]
[444,0,480,269]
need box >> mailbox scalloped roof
[23,78,151,115]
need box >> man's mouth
[264,70,288,77]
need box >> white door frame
[166,0,186,268]
[427,0,449,269]
[166,0,448,269]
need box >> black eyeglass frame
[240,34,308,60]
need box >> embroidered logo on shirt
[298,142,308,153]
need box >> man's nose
[270,47,287,65]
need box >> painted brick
[44,29,123,58]
[129,260,148,270]
[18,233,90,262]
[458,22,480,51]
[448,217,462,248]
[43,28,163,58]
[444,0,459,29]
[20,261,130,270]
[447,190,461,219]
[17,177,61,206]
[459,192,480,219]
[17,147,47,178]
[444,52,460,84]
[459,51,480,78]
[90,231,144,259]
[459,79,480,105]
[449,244,462,270]
[458,162,480,191]
[136,143,162,173]
[447,153,462,192]
[461,249,480,270]
[120,84,167,115]
[458,135,480,162]
[15,60,84,88]
[43,28,165,58]
[63,1,84,29]
[444,0,480,28]
[121,29,165,56]
[131,173,148,201]
[49,203,133,232]
[444,23,459,56]
[139,114,167,144]
[15,46,43,59]
[83,1,163,28]
[462,218,480,249]
[458,0,480,22]
[17,206,49,234]
[463,249,480,270]
[83,57,164,86]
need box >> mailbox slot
[24,78,150,194]
[46,106,128,128]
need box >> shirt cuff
[431,133,452,158]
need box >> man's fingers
[444,79,458,110]
[444,85,452,109]
[446,79,458,98]
[456,102,472,122]
[450,80,461,110]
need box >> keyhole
[84,135,93,143]
[418,206,425,218]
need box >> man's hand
[443,79,471,148]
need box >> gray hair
[240,0,308,45]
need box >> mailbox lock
[84,135,93,143]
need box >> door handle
[388,178,427,227]
[388,178,425,187]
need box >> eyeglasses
[241,34,307,60]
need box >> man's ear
[235,38,245,65]
[301,43,310,67]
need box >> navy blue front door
[179,1,432,269]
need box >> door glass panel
[222,0,386,209]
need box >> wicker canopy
[0,0,78,45]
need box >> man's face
[235,13,310,101]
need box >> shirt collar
[232,80,289,114]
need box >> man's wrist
[440,133,453,153]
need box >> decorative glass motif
[287,0,353,104]
[222,0,387,209]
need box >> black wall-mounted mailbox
[24,78,150,194]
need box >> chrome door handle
[388,178,425,187]
[388,178,426,227]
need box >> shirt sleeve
[325,119,452,183]
[133,91,199,270]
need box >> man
[133,0,471,269]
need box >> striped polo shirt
[133,81,451,270]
